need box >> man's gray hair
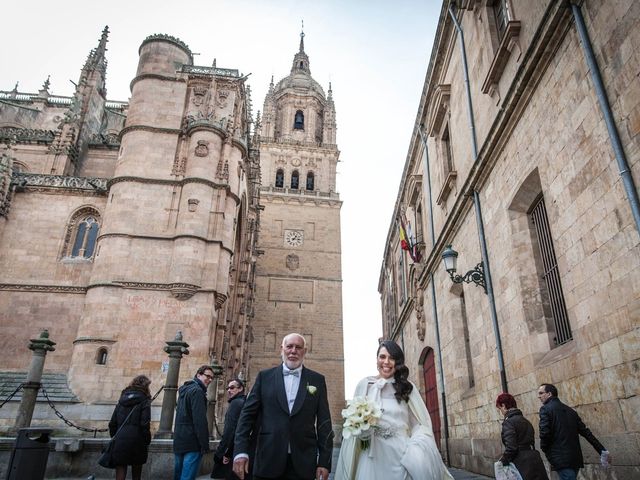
[281,332,306,347]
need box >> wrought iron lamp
[441,244,487,293]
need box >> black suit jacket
[234,365,333,479]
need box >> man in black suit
[233,333,333,480]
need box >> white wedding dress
[335,377,453,480]
[354,380,414,479]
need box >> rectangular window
[529,196,572,345]
[493,0,510,43]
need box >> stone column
[206,358,224,439]
[15,330,56,429]
[155,331,189,439]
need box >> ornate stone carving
[12,173,108,192]
[214,291,228,310]
[216,90,229,108]
[0,152,13,218]
[0,283,87,294]
[194,140,209,157]
[187,198,199,212]
[88,133,120,147]
[0,127,55,144]
[286,253,299,271]
[170,283,200,300]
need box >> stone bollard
[155,331,189,438]
[15,330,56,429]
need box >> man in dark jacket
[174,365,214,480]
[212,378,247,479]
[538,383,609,480]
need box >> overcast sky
[0,0,441,397]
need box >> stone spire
[290,25,311,75]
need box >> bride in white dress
[335,340,454,480]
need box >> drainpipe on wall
[570,1,640,237]
[448,2,508,393]
[418,126,451,465]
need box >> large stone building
[379,1,639,479]
[250,32,345,425]
[0,27,344,439]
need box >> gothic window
[294,110,304,130]
[529,194,572,346]
[275,169,284,188]
[291,170,299,190]
[62,207,101,260]
[96,347,108,365]
[306,172,314,191]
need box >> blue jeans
[174,451,203,480]
[556,468,578,480]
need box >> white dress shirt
[283,365,302,413]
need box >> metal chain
[0,383,24,408]
[3,383,167,437]
[40,385,108,435]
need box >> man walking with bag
[538,383,610,480]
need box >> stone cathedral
[0,27,344,435]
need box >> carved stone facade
[379,1,639,479]
[0,30,260,435]
[251,31,345,429]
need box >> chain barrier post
[155,331,189,438]
[14,330,56,430]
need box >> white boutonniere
[306,383,317,395]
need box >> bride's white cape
[335,377,454,480]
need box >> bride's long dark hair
[377,340,413,402]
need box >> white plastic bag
[494,461,524,480]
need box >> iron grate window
[529,195,572,345]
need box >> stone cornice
[129,73,187,92]
[119,124,181,139]
[97,232,234,256]
[139,34,192,58]
[259,137,338,154]
[73,337,117,345]
[107,176,240,203]
[0,284,87,294]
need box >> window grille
[306,172,314,191]
[529,195,572,345]
[291,170,299,189]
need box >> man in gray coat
[174,365,214,480]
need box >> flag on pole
[398,215,422,263]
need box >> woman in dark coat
[496,393,549,480]
[109,375,152,480]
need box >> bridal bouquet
[341,396,382,450]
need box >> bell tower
[252,29,344,426]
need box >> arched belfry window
[291,170,299,190]
[275,169,284,188]
[62,207,101,260]
[294,110,304,130]
[306,172,314,191]
[299,61,304,69]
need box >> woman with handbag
[108,375,152,480]
[496,393,549,480]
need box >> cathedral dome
[272,29,326,100]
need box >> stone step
[0,371,79,403]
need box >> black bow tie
[283,369,300,377]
